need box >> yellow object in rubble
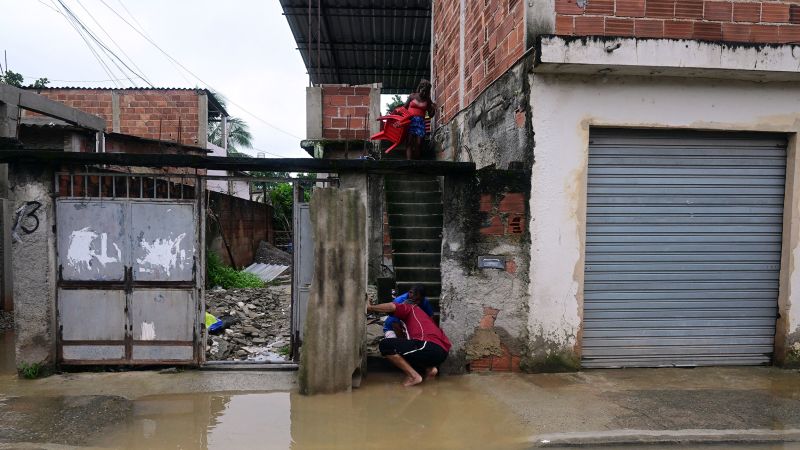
[205,312,218,328]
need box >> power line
[73,0,153,86]
[96,0,303,141]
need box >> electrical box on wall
[478,255,505,270]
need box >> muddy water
[86,374,528,449]
[0,332,14,375]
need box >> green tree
[1,70,23,87]
[31,77,49,88]
[385,94,405,114]
[208,116,253,155]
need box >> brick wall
[321,85,372,140]
[555,0,800,43]
[479,192,527,239]
[25,89,204,147]
[433,0,526,124]
[208,190,274,268]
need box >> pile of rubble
[205,283,292,362]
[0,310,12,331]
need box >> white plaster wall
[529,73,800,359]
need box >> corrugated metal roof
[244,263,290,282]
[280,0,431,94]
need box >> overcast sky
[0,0,311,158]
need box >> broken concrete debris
[205,284,291,362]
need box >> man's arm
[368,302,397,314]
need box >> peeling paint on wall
[136,233,188,276]
[141,322,156,341]
[66,227,121,272]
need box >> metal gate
[56,173,201,364]
[583,130,786,368]
[291,184,313,360]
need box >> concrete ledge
[535,35,800,81]
[531,428,800,447]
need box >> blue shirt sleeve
[421,298,434,317]
[383,294,408,332]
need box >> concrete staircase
[385,175,443,312]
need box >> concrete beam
[0,84,105,131]
[0,149,477,175]
[535,36,800,82]
[306,87,322,140]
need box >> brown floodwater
[0,331,14,375]
[79,375,530,449]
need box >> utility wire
[49,0,121,87]
[73,0,153,86]
[96,0,303,140]
[56,0,140,87]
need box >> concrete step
[390,226,441,239]
[397,281,441,297]
[386,190,442,203]
[387,202,443,215]
[386,179,440,192]
[388,213,443,227]
[393,252,441,268]
[392,239,442,253]
[395,267,441,282]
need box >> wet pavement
[1,331,800,448]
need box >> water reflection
[92,374,528,450]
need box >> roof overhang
[279,0,431,93]
[535,35,800,82]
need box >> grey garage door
[583,129,786,368]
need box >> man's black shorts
[379,338,448,370]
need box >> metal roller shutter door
[583,129,786,368]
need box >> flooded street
[2,332,800,448]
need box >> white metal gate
[583,130,785,368]
[56,173,202,365]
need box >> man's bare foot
[425,367,438,380]
[403,373,423,387]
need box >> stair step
[396,281,441,297]
[390,226,441,239]
[393,253,441,267]
[388,214,443,227]
[386,191,442,203]
[386,180,440,192]
[392,239,442,253]
[387,202,443,215]
[395,267,441,282]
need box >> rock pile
[254,241,292,266]
[205,283,292,361]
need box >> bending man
[383,284,434,339]
[367,300,451,387]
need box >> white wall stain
[141,322,156,341]
[66,227,121,272]
[137,233,187,276]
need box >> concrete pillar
[306,87,322,140]
[111,91,120,133]
[299,185,367,395]
[197,92,208,149]
[366,174,385,285]
[10,164,58,373]
[0,101,19,313]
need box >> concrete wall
[207,191,273,269]
[299,187,366,395]
[440,170,531,374]
[10,164,57,372]
[527,72,800,368]
[433,53,533,170]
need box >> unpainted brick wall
[321,85,372,140]
[433,0,526,124]
[555,0,800,43]
[24,89,203,147]
[208,190,274,269]
[479,192,527,238]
